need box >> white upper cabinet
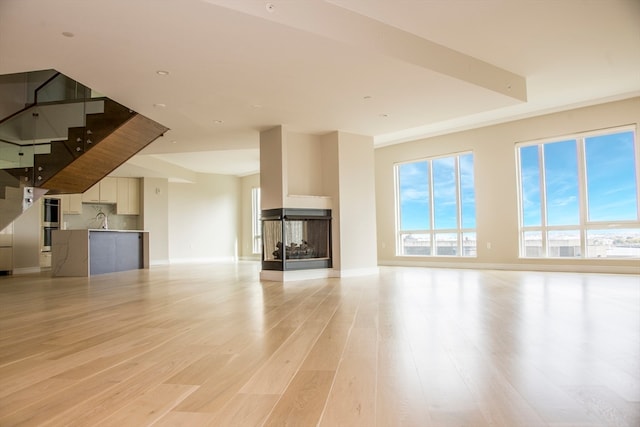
[82,177,117,204]
[116,178,140,215]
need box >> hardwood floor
[0,263,638,426]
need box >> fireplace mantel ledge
[285,195,332,209]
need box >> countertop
[87,229,146,233]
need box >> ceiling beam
[204,0,527,102]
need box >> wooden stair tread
[42,114,168,193]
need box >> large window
[395,152,476,257]
[252,187,261,254]
[517,126,640,258]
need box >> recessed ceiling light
[61,31,74,38]
[156,70,170,76]
[171,140,177,144]
[379,113,389,118]
[153,103,166,108]
[266,2,275,12]
[213,119,224,124]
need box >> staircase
[0,71,169,231]
[0,173,47,232]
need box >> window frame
[251,187,261,254]
[515,125,640,259]
[394,151,477,257]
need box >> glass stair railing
[0,70,139,231]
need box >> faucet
[96,211,109,229]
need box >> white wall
[12,201,40,273]
[287,132,325,196]
[0,73,28,119]
[260,126,285,210]
[336,132,378,274]
[375,97,640,274]
[0,70,58,118]
[319,131,378,274]
[168,173,240,263]
[321,133,340,269]
[142,177,169,265]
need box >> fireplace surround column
[259,125,378,281]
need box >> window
[251,187,261,254]
[517,126,640,258]
[395,152,476,257]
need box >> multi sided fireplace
[261,208,332,271]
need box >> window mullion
[254,188,262,254]
[636,132,640,222]
[538,144,548,256]
[516,148,526,257]
[455,156,462,256]
[428,159,435,254]
[394,165,402,255]
[576,137,588,258]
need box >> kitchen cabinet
[0,247,11,271]
[0,223,12,272]
[116,178,140,215]
[82,183,100,203]
[61,194,83,215]
[82,177,117,204]
[40,251,51,268]
[52,229,149,276]
[100,178,117,203]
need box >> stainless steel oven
[42,226,57,251]
[43,198,60,224]
[42,198,60,251]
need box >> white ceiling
[1,0,639,179]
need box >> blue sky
[399,130,638,234]
[398,154,475,231]
[520,130,638,226]
[584,132,638,221]
[543,139,580,226]
[398,161,429,230]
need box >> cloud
[547,195,577,208]
[401,188,429,201]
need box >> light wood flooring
[0,263,638,426]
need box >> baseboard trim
[331,267,380,278]
[169,257,236,265]
[11,267,42,275]
[379,259,640,275]
[260,269,332,282]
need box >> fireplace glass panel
[261,208,332,271]
[263,219,283,263]
[283,219,330,260]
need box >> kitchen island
[51,229,149,277]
